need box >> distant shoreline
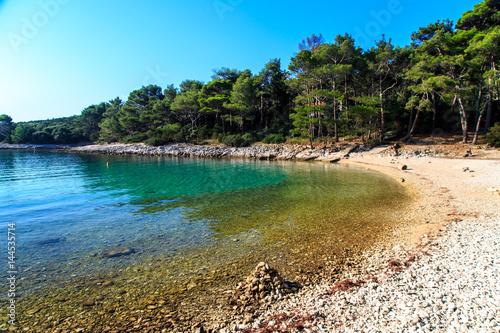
[0,142,395,162]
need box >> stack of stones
[230,262,302,308]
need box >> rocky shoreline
[0,141,472,161]
[67,142,364,162]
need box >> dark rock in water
[82,299,95,306]
[102,246,135,258]
[36,237,65,246]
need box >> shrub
[221,134,250,147]
[123,133,148,143]
[197,125,211,140]
[32,131,54,144]
[485,122,500,147]
[145,137,165,146]
[212,125,223,139]
[242,132,255,143]
[263,134,286,144]
[366,139,381,147]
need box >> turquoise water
[0,149,408,311]
[0,151,288,277]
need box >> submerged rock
[102,246,135,258]
[82,299,95,306]
[36,237,65,246]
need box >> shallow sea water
[0,149,410,328]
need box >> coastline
[67,142,360,162]
[237,154,500,332]
[3,142,500,331]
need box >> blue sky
[0,0,479,122]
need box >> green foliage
[456,0,500,31]
[224,70,257,132]
[32,131,54,144]
[485,122,500,147]
[262,134,287,144]
[0,114,13,142]
[10,0,500,146]
[411,20,454,47]
[220,134,251,147]
[11,123,35,143]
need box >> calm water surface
[0,149,409,325]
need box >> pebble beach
[235,155,500,332]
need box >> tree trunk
[309,117,314,149]
[260,94,264,127]
[456,95,468,144]
[402,107,420,141]
[486,60,498,132]
[473,97,489,145]
[475,74,483,128]
[318,113,323,143]
[333,102,338,143]
[484,75,494,134]
[431,92,437,136]
[408,107,413,134]
[379,77,385,142]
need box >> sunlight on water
[0,149,410,327]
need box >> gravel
[248,215,500,332]
[233,156,500,333]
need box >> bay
[0,149,410,329]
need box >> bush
[221,134,250,147]
[366,139,381,147]
[197,125,211,140]
[262,134,286,144]
[32,131,54,144]
[212,125,223,139]
[486,122,500,147]
[242,132,255,143]
[145,137,165,146]
[123,133,148,143]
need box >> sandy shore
[232,154,500,332]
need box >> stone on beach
[230,262,302,309]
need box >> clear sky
[0,0,480,122]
